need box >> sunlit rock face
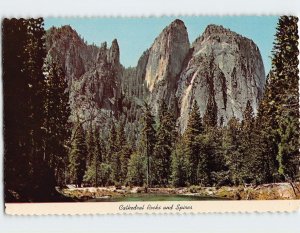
[143,19,190,114]
[46,20,266,134]
[176,24,265,132]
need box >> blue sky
[45,16,278,73]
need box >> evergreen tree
[98,163,113,186]
[107,122,117,163]
[111,121,127,184]
[127,152,146,186]
[203,95,218,129]
[153,101,177,186]
[223,117,243,185]
[3,18,57,201]
[140,103,156,188]
[86,127,96,167]
[199,127,225,186]
[69,124,87,187]
[272,16,299,180]
[257,16,299,182]
[256,73,280,182]
[183,101,204,185]
[242,101,254,130]
[120,144,133,184]
[43,60,70,186]
[171,140,188,187]
[84,128,102,186]
[240,101,264,184]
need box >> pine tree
[43,60,70,186]
[183,101,204,185]
[86,127,96,167]
[223,117,243,185]
[153,101,177,186]
[256,72,280,182]
[111,121,127,184]
[127,152,146,186]
[203,95,218,129]
[240,101,263,184]
[84,128,102,186]
[140,103,156,188]
[242,101,254,130]
[257,16,299,182]
[107,122,117,163]
[3,18,57,201]
[171,140,188,187]
[120,144,132,184]
[69,124,87,187]
[272,16,299,180]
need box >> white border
[1,0,300,232]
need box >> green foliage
[69,124,87,187]
[183,101,205,185]
[111,121,127,183]
[171,141,188,187]
[222,117,244,185]
[83,128,103,186]
[203,95,218,129]
[140,103,156,187]
[127,152,146,186]
[120,144,133,184]
[43,60,70,186]
[107,122,117,163]
[272,16,299,180]
[98,163,113,186]
[257,16,299,182]
[5,16,300,202]
[3,18,59,201]
[153,101,177,186]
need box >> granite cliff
[46,26,122,126]
[177,24,265,131]
[46,20,265,133]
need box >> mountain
[177,24,265,131]
[142,19,190,115]
[45,20,266,133]
[46,26,123,126]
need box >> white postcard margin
[5,200,300,215]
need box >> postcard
[3,16,300,215]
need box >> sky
[45,16,279,73]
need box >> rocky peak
[96,39,120,66]
[97,42,108,64]
[140,19,190,114]
[145,19,190,92]
[46,25,99,83]
[108,39,120,65]
[46,21,266,135]
[203,24,234,36]
[177,24,265,132]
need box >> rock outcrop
[46,25,99,85]
[46,20,266,133]
[70,40,122,124]
[142,19,190,114]
[176,24,265,131]
[46,26,122,126]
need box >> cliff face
[46,20,266,133]
[46,26,122,125]
[69,40,122,124]
[46,26,99,85]
[143,19,190,114]
[176,24,265,131]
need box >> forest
[3,16,299,202]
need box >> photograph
[3,15,299,205]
